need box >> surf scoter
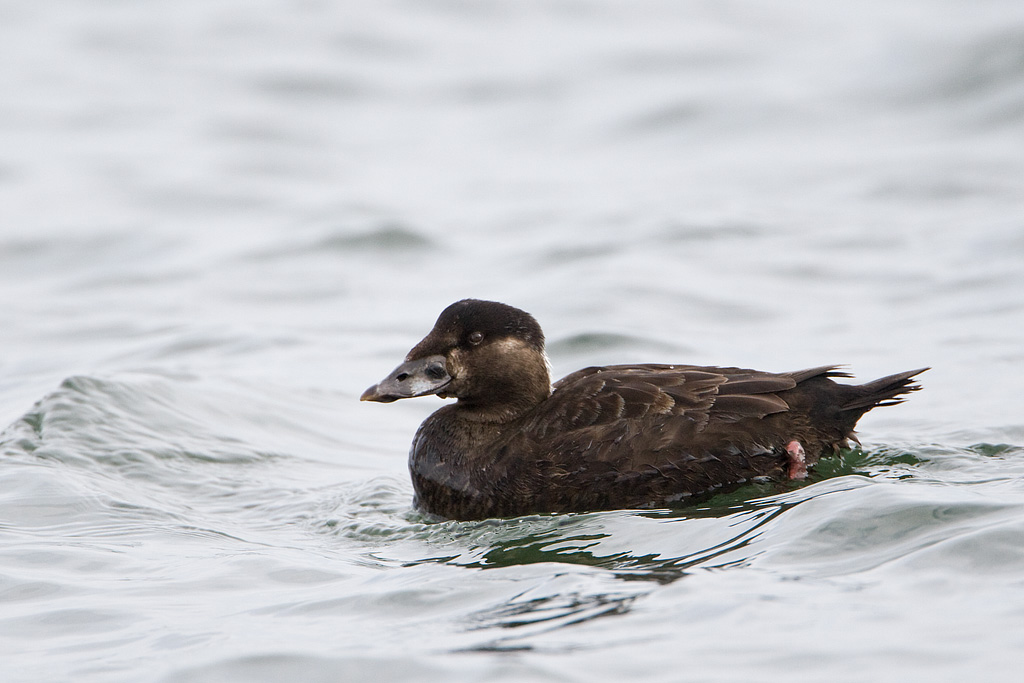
[361,299,926,521]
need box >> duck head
[361,299,552,421]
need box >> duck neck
[456,351,552,424]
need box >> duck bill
[360,354,451,403]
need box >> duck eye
[467,331,484,345]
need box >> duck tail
[841,367,929,412]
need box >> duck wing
[495,364,843,511]
[542,363,849,434]
[519,364,851,478]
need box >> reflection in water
[436,450,890,580]
[463,585,641,652]
[386,447,926,582]
[396,457,912,649]
[445,487,875,651]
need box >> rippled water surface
[2,1,1024,681]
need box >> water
[2,1,1024,681]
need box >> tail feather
[842,367,929,412]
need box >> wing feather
[530,363,820,458]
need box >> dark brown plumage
[361,299,926,521]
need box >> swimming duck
[361,299,926,521]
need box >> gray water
[2,1,1024,681]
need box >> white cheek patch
[447,347,467,377]
[493,337,551,365]
[492,337,532,353]
[494,337,550,356]
[490,337,553,392]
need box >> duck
[361,299,926,521]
